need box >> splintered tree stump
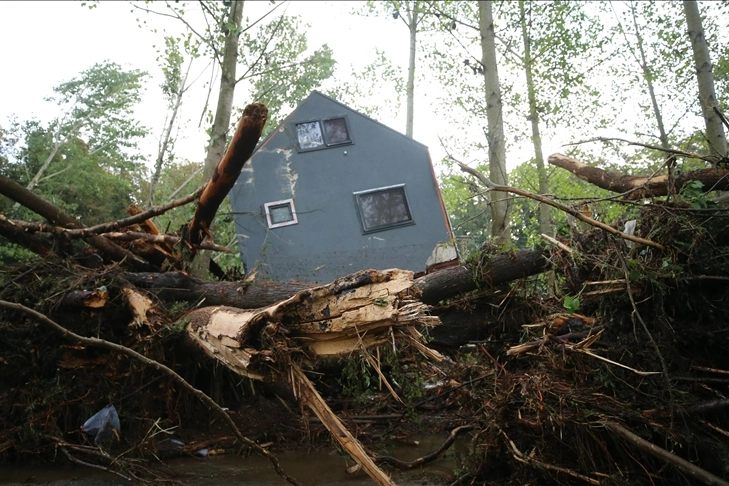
[183,268,440,380]
[183,268,440,486]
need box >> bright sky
[0,1,435,169]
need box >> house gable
[230,92,452,283]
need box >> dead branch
[454,160,665,249]
[0,299,301,486]
[101,232,229,253]
[567,137,727,166]
[122,247,549,310]
[605,421,729,486]
[188,103,268,248]
[374,425,474,470]
[292,364,396,486]
[34,187,203,239]
[0,175,152,269]
[0,215,57,259]
[548,153,729,200]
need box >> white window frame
[263,199,298,229]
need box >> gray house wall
[230,91,452,283]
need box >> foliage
[242,15,336,135]
[1,63,148,219]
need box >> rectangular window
[296,121,324,150]
[323,117,351,145]
[354,185,414,234]
[295,116,352,152]
[264,199,298,229]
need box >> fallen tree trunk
[184,269,440,485]
[125,248,550,309]
[548,153,729,199]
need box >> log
[188,103,268,247]
[184,269,441,380]
[123,272,316,308]
[124,248,550,310]
[548,153,729,200]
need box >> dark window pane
[323,117,351,145]
[296,121,324,149]
[358,187,412,232]
[269,203,294,224]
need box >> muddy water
[0,435,468,485]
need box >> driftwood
[548,153,729,199]
[188,103,268,248]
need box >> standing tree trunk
[683,0,727,157]
[479,0,510,245]
[405,2,420,138]
[149,60,193,208]
[192,0,245,277]
[519,0,549,238]
[623,3,670,149]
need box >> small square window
[354,185,414,233]
[323,117,351,145]
[264,199,298,228]
[296,121,324,150]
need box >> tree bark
[193,0,245,277]
[628,3,670,149]
[188,103,267,249]
[548,153,729,199]
[149,59,193,208]
[479,1,511,245]
[519,0,550,237]
[405,1,419,138]
[124,248,549,309]
[683,0,727,157]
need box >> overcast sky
[0,1,428,168]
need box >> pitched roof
[253,90,428,153]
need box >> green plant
[563,295,580,314]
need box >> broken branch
[188,103,268,247]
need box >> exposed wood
[548,153,729,199]
[189,102,268,248]
[184,269,441,380]
[291,364,396,486]
[60,289,110,309]
[127,204,161,235]
[0,175,151,269]
[122,248,550,310]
